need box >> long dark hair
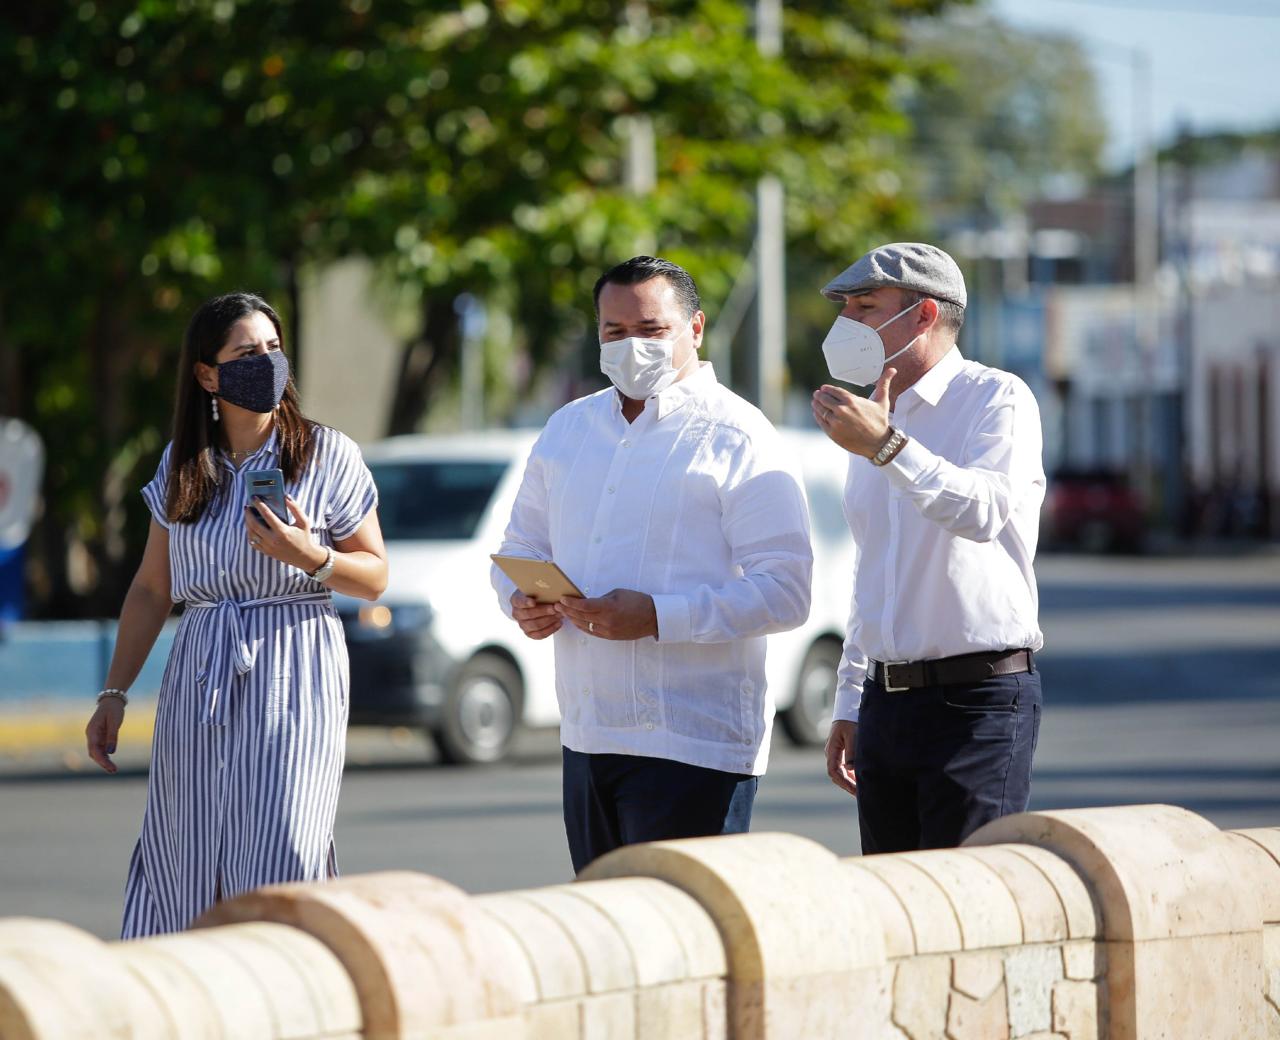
[166,292,317,523]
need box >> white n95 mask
[600,328,694,400]
[821,300,922,386]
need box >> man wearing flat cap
[812,241,1045,853]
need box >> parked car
[336,428,855,764]
[1042,468,1146,554]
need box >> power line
[1048,0,1279,16]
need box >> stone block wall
[0,805,1275,1039]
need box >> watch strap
[871,428,908,467]
[307,546,336,581]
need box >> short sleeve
[322,428,379,540]
[141,442,174,529]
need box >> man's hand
[511,592,562,640]
[825,720,858,798]
[555,589,658,641]
[813,368,896,459]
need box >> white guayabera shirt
[491,363,813,776]
[834,347,1047,723]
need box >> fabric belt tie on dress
[188,592,333,725]
[869,649,1033,692]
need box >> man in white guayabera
[812,242,1047,854]
[491,255,813,873]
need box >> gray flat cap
[821,242,966,309]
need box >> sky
[990,0,1280,169]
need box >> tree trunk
[385,293,459,436]
[0,292,20,419]
[285,256,302,385]
[85,290,133,615]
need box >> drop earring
[211,394,220,422]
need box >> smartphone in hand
[244,468,292,526]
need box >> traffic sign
[0,419,43,550]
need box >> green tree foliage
[900,10,1106,227]
[2,0,956,616]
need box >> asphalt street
[2,551,1278,939]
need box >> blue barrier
[0,621,178,704]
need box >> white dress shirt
[834,347,1045,723]
[491,363,812,775]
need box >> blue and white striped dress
[121,424,377,939]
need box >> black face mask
[216,350,290,413]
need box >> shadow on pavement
[1036,648,1280,705]
[1041,583,1280,612]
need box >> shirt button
[593,536,601,544]
[621,439,630,447]
[607,486,615,494]
[645,723,654,731]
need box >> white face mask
[599,326,695,400]
[821,300,922,386]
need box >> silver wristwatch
[307,546,336,583]
[871,427,908,467]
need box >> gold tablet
[490,555,584,604]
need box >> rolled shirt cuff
[879,435,932,489]
[832,685,862,724]
[651,593,692,644]
[492,567,519,620]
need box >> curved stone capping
[847,855,963,955]
[115,921,362,1039]
[579,832,887,979]
[959,845,1076,944]
[1,805,1277,1038]
[1227,831,1280,922]
[579,832,891,1038]
[0,918,162,1040]
[196,870,524,1039]
[964,803,1259,941]
[967,806,1271,1040]
[476,877,730,1038]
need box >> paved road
[2,552,1277,939]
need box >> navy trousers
[562,747,758,874]
[853,663,1042,854]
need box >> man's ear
[691,309,707,351]
[917,297,940,333]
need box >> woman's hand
[86,698,126,774]
[245,494,327,574]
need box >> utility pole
[1131,49,1159,511]
[755,0,786,422]
[455,293,487,431]
[1170,120,1196,535]
[624,1,657,242]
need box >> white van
[336,428,854,763]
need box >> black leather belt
[868,649,1033,692]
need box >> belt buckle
[879,661,911,693]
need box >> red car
[1042,469,1146,553]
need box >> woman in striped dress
[84,292,388,938]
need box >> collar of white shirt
[897,346,964,411]
[612,360,719,422]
